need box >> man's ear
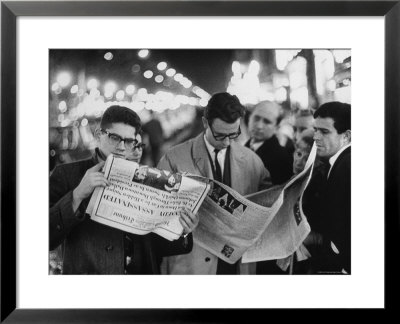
[344,130,351,144]
[202,117,208,130]
[94,128,102,140]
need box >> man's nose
[116,140,126,150]
[222,137,231,145]
[255,120,263,128]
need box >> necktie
[214,149,222,182]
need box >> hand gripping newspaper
[193,144,317,265]
[86,155,211,241]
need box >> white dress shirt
[203,135,227,178]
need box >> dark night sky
[50,49,236,95]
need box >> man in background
[158,92,271,274]
[293,109,315,143]
[245,101,293,185]
[306,101,351,274]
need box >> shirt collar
[327,143,351,177]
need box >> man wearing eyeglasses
[157,92,272,274]
[50,105,198,274]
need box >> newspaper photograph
[86,155,211,241]
[194,145,317,264]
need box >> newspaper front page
[194,145,317,264]
[86,155,211,241]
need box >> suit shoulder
[164,138,195,157]
[52,158,94,177]
[233,143,265,168]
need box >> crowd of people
[49,92,351,275]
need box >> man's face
[98,122,142,162]
[313,117,348,159]
[248,104,279,142]
[294,115,314,142]
[203,117,241,150]
[293,140,311,174]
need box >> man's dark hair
[314,101,351,134]
[100,105,142,133]
[204,92,245,124]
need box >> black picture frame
[1,0,399,321]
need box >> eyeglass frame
[100,129,146,150]
[208,123,241,141]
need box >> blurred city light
[232,61,241,76]
[104,52,113,60]
[116,90,125,101]
[144,70,153,79]
[58,101,67,112]
[326,79,337,92]
[70,85,79,94]
[199,98,208,107]
[138,49,149,58]
[166,68,176,77]
[314,50,335,95]
[90,88,100,98]
[57,72,72,88]
[126,84,136,95]
[183,80,192,89]
[51,82,60,92]
[104,81,117,94]
[132,64,141,73]
[290,86,309,109]
[248,60,261,75]
[275,50,301,71]
[174,73,183,82]
[104,91,114,99]
[87,78,98,90]
[155,75,164,83]
[157,62,167,71]
[137,88,148,101]
[275,87,287,102]
[81,118,88,127]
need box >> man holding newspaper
[49,105,199,274]
[158,92,272,274]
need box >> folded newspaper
[87,144,316,260]
[86,155,211,241]
[194,144,317,264]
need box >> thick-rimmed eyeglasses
[209,124,241,141]
[100,129,146,150]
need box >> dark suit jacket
[49,155,192,274]
[245,135,293,185]
[309,146,351,274]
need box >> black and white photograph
[2,1,397,318]
[49,49,351,275]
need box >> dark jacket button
[56,224,62,231]
[105,245,114,252]
[205,257,210,262]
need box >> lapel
[229,141,247,193]
[192,133,214,179]
[328,146,351,181]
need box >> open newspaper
[86,155,211,241]
[194,144,317,264]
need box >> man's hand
[179,207,199,235]
[72,161,109,212]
